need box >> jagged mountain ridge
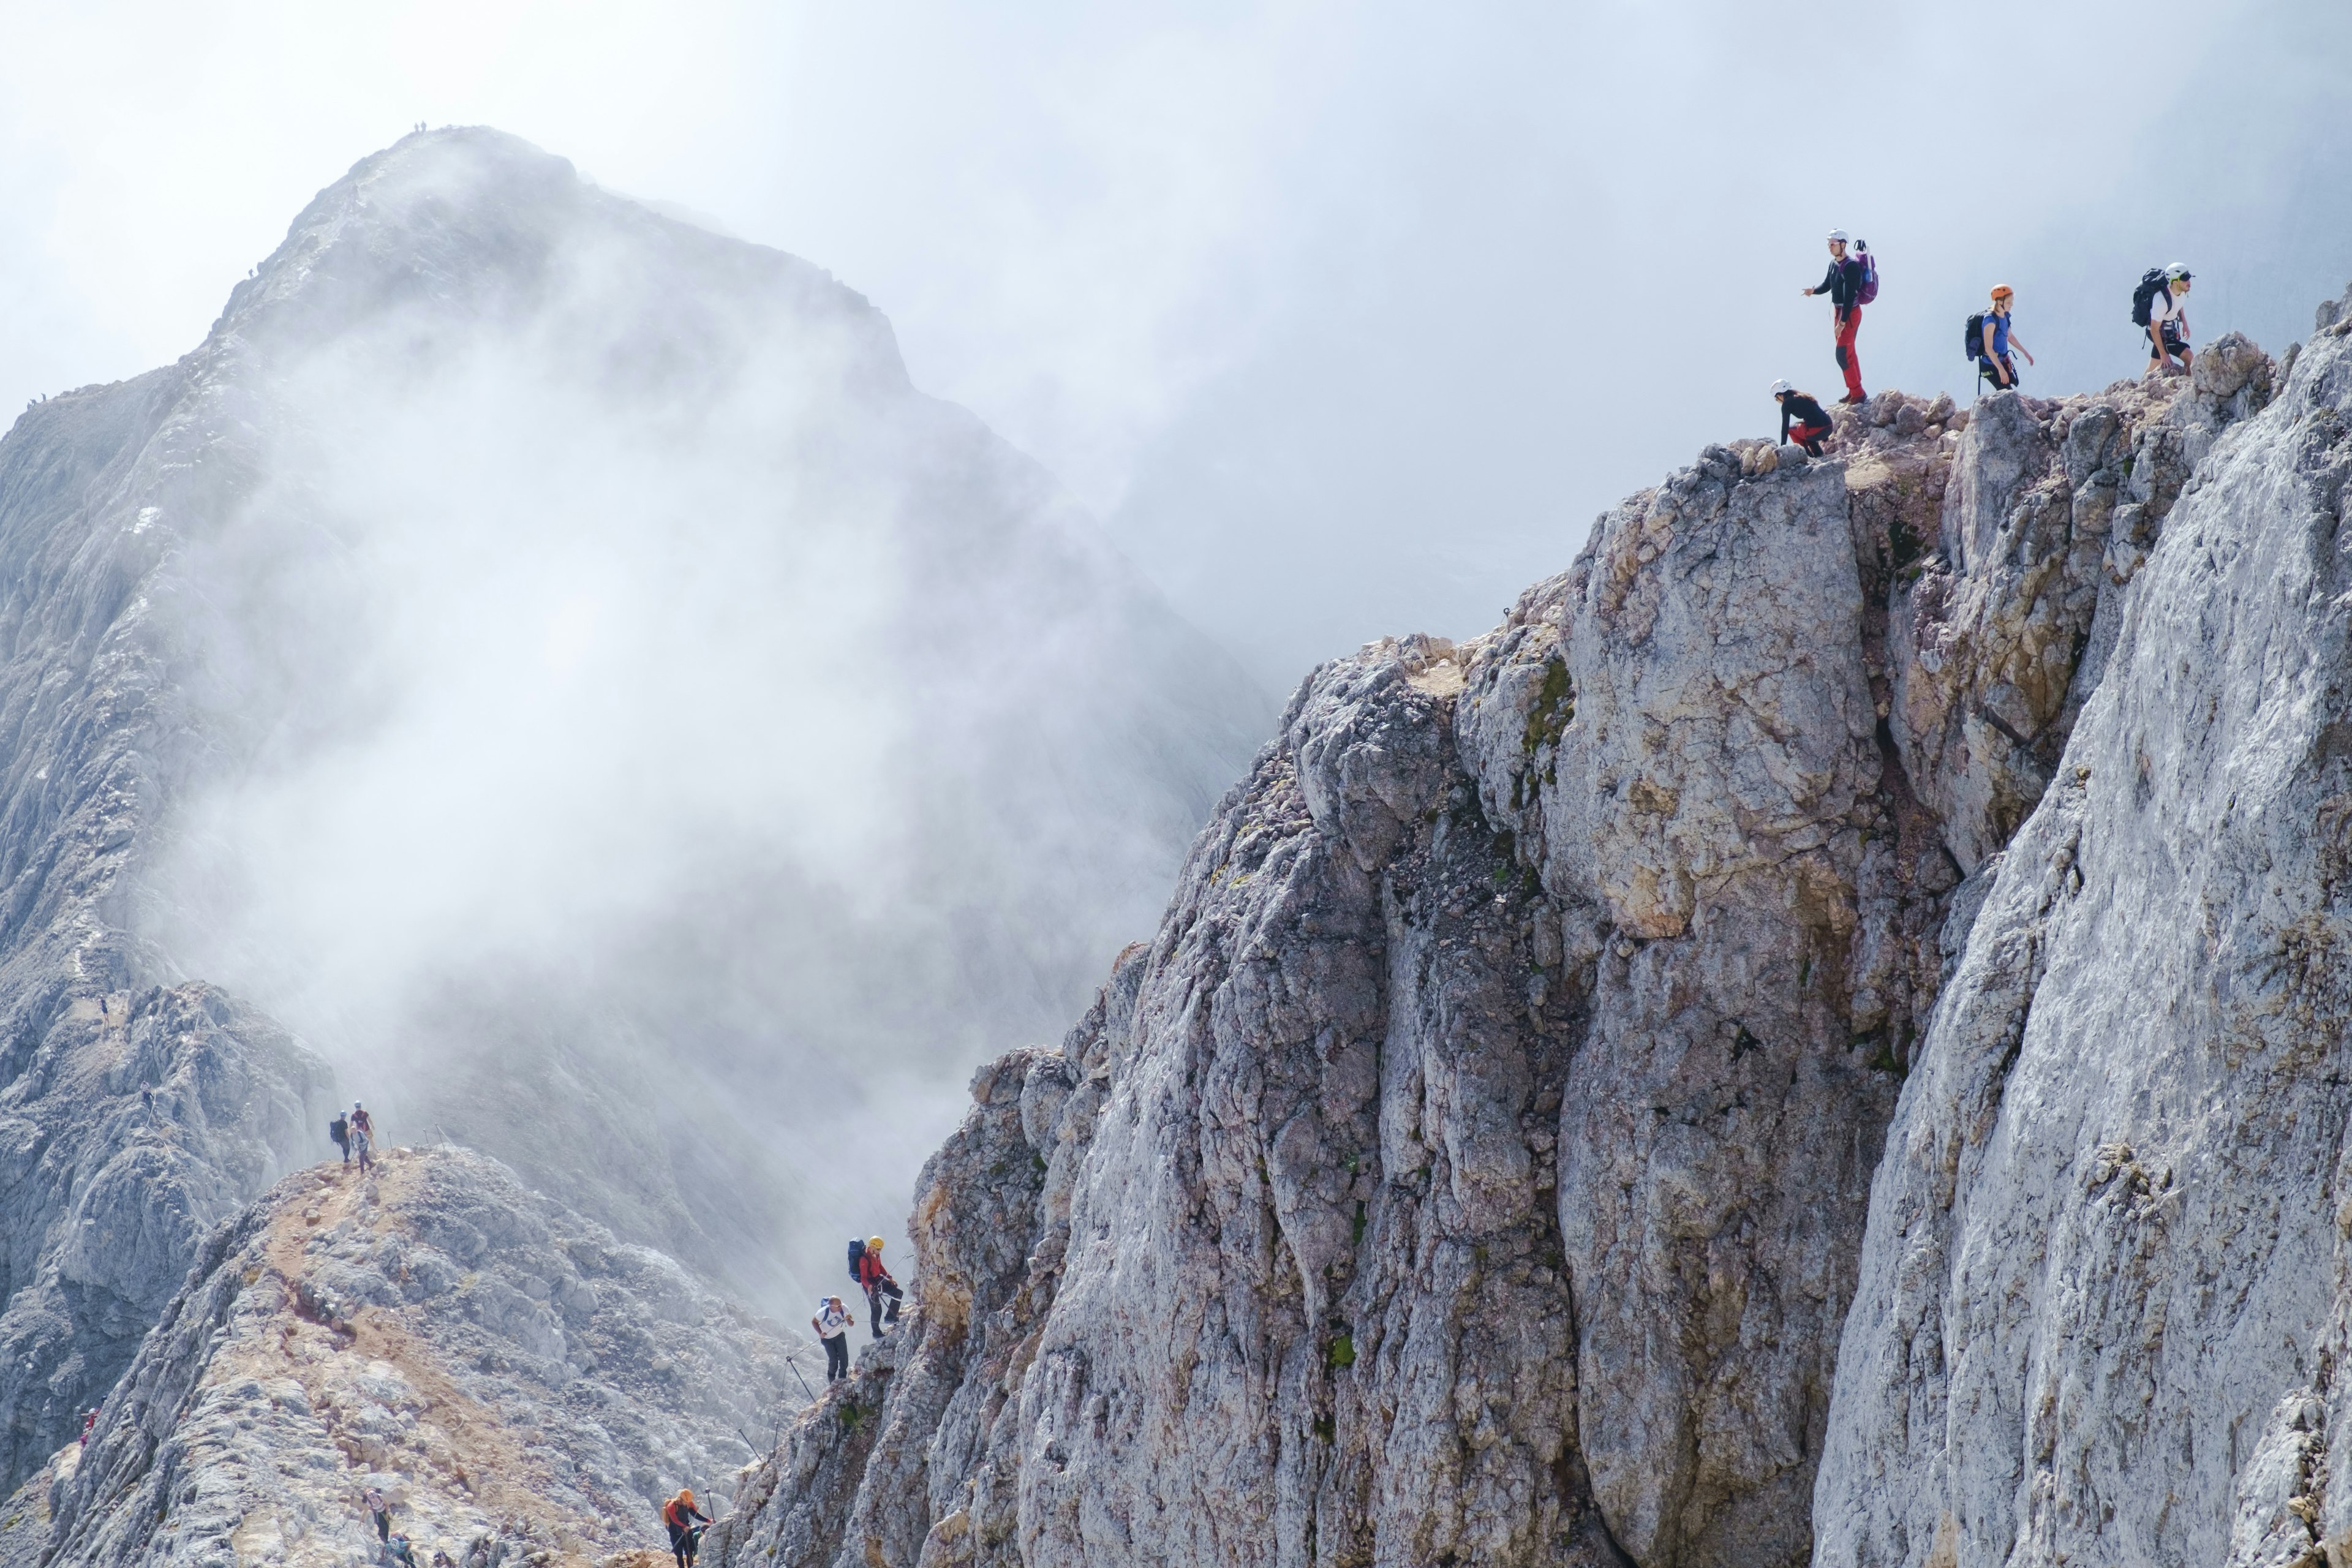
[39,1146,802,1567]
[0,125,1268,1493]
[688,303,2318,1568]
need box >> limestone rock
[703,361,2163,1568]
[1814,285,2352,1568]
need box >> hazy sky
[4,0,2349,682]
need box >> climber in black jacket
[1771,381,1832,456]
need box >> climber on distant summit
[1978,285,2034,390]
[1771,381,1832,457]
[1801,229,1869,404]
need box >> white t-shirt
[2150,285,2188,338]
[815,1301,850,1339]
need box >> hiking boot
[1838,390,1866,404]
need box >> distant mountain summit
[0,126,1270,1489]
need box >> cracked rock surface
[1814,287,2352,1568]
[699,337,2293,1568]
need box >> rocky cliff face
[0,361,339,1485]
[1814,291,2352,1568]
[43,1145,805,1567]
[697,309,2316,1567]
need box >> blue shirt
[1985,310,2014,357]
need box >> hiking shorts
[2148,323,2186,358]
[1978,355,2018,388]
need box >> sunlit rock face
[1814,295,2352,1568]
[0,126,1267,1492]
[697,310,2316,1567]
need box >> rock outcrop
[698,321,2298,1568]
[45,1145,808,1567]
[1811,286,2352,1568]
[0,360,339,1485]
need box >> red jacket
[854,1252,892,1289]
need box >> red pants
[1790,420,1830,452]
[1834,306,1863,399]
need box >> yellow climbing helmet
[868,1235,885,1251]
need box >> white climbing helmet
[1770,379,1793,397]
[2164,262,2192,281]
[1826,228,1850,243]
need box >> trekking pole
[785,1355,818,1404]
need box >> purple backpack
[1855,245,1880,305]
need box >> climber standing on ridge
[813,1295,854,1381]
[1801,229,1869,404]
[1978,285,2035,390]
[350,1102,375,1175]
[2140,263,2194,376]
[330,1109,351,1166]
[1771,381,1832,457]
[851,1235,902,1339]
[663,1487,710,1567]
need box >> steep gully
[703,311,2324,1568]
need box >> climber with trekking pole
[1771,381,1833,457]
[849,1235,902,1340]
[813,1295,855,1381]
[350,1102,375,1175]
[2136,263,2193,376]
[1801,229,1873,404]
[663,1487,710,1567]
[1970,285,2034,394]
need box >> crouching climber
[813,1295,854,1381]
[2138,263,2193,375]
[663,1487,710,1567]
[851,1235,902,1339]
[1771,381,1831,456]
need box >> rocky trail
[32,1145,806,1567]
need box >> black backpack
[846,1237,866,1281]
[330,1114,349,1145]
[2130,267,2168,326]
[1962,313,1986,360]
